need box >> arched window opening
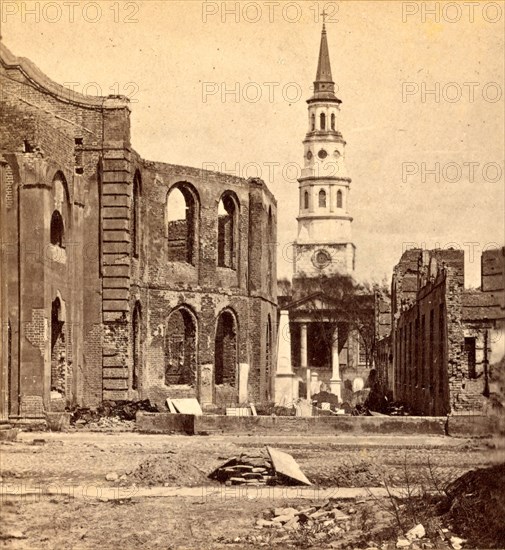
[50,210,65,247]
[304,191,309,210]
[311,114,315,131]
[132,172,141,258]
[265,315,272,401]
[51,298,66,397]
[165,307,197,385]
[132,302,141,390]
[167,185,197,264]
[215,310,238,386]
[320,112,326,130]
[217,193,238,269]
[337,189,343,208]
[318,189,326,208]
[331,113,335,130]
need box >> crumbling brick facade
[375,248,504,415]
[0,44,277,422]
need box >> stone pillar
[306,368,311,400]
[300,323,307,369]
[275,310,298,405]
[330,325,342,401]
[238,363,249,403]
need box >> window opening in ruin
[50,210,65,248]
[215,310,237,386]
[304,191,309,210]
[429,309,434,394]
[464,337,477,378]
[311,114,315,131]
[167,185,197,264]
[132,302,141,390]
[320,112,326,130]
[165,308,196,385]
[23,140,34,153]
[318,189,326,208]
[421,315,426,389]
[438,303,445,394]
[217,194,237,269]
[265,315,272,401]
[51,298,66,397]
[331,113,335,130]
[132,172,141,258]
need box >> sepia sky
[3,0,504,287]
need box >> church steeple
[309,23,341,104]
[293,22,355,278]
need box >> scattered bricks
[331,509,351,521]
[272,514,295,524]
[284,517,300,531]
[309,510,331,520]
[255,519,274,528]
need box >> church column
[300,323,307,369]
[300,322,311,400]
[330,325,342,401]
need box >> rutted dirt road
[1,432,503,549]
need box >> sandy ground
[0,432,503,549]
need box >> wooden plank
[267,447,312,486]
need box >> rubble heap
[69,400,158,431]
[209,453,275,486]
[256,499,353,535]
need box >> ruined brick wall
[129,162,277,409]
[1,43,278,419]
[392,249,489,415]
[481,247,505,318]
[0,43,126,416]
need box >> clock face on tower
[318,149,328,159]
[312,249,332,269]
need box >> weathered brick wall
[1,43,278,420]
[1,44,116,416]
[392,249,488,415]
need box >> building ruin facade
[0,43,277,423]
[375,247,505,415]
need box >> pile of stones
[209,454,276,486]
[256,499,353,535]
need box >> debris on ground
[209,447,312,486]
[69,400,158,430]
[209,452,275,486]
[130,455,209,487]
[439,462,505,549]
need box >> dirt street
[0,432,503,549]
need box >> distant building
[0,42,277,424]
[375,247,505,415]
[276,23,372,405]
